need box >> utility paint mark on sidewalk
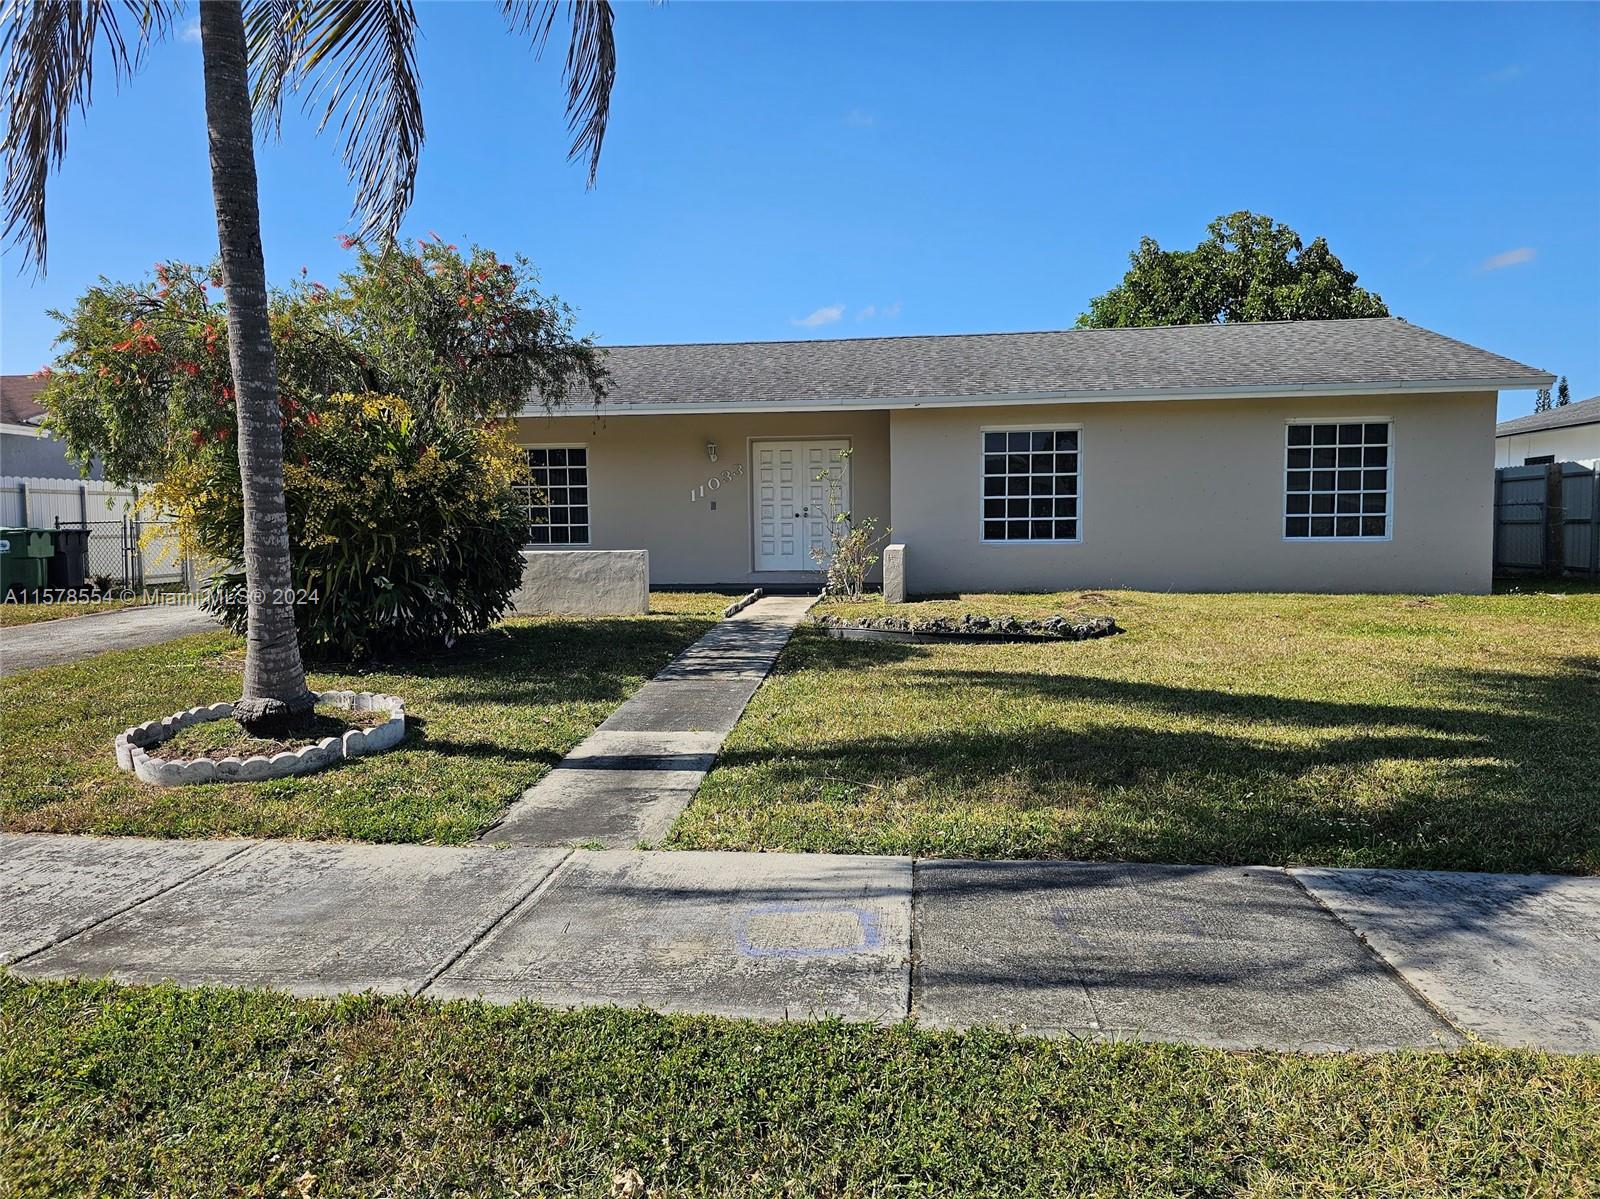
[734,903,884,958]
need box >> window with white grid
[1284,421,1390,540]
[981,428,1081,543]
[520,446,589,545]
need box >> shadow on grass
[714,640,1600,874]
[354,616,721,710]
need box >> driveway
[0,604,218,677]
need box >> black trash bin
[47,526,91,592]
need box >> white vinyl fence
[1,476,195,589]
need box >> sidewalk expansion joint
[905,858,921,1022]
[5,839,260,969]
[412,848,576,998]
[1280,866,1468,1039]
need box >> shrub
[172,394,526,659]
[809,449,889,601]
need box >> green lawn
[2,977,1595,1198]
[0,593,722,843]
[670,587,1600,873]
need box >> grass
[3,977,1596,1198]
[149,705,387,761]
[0,592,723,843]
[670,587,1600,873]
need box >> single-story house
[513,317,1552,595]
[1495,394,1600,468]
[1,373,104,481]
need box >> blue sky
[2,1,1596,418]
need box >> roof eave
[519,376,1552,419]
[1496,418,1600,437]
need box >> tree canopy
[36,239,605,659]
[1077,211,1390,328]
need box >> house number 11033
[691,463,744,502]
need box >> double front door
[753,439,851,572]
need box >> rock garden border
[813,613,1121,644]
[722,587,765,618]
[113,691,407,787]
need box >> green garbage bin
[0,527,52,600]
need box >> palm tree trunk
[199,0,313,730]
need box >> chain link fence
[64,517,194,593]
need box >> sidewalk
[483,594,816,848]
[6,833,1596,1052]
[0,603,216,677]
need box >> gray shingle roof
[1,374,47,425]
[1496,394,1600,436]
[561,318,1551,412]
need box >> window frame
[978,423,1085,546]
[1281,417,1395,543]
[519,443,592,548]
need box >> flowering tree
[3,0,619,730]
[40,240,606,658]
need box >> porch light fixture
[705,439,719,463]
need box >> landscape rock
[111,691,408,787]
[814,611,1121,641]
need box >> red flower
[222,385,234,401]
[190,430,205,447]
[457,296,469,308]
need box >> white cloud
[792,303,845,329]
[180,19,201,42]
[843,108,876,128]
[1480,247,1536,271]
[854,301,902,322]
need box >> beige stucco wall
[889,391,1499,595]
[513,409,891,586]
[1495,424,1600,468]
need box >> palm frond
[502,0,615,187]
[242,0,298,139]
[0,0,174,271]
[259,0,422,242]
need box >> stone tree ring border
[113,691,407,787]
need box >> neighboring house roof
[1495,394,1600,437]
[531,317,1554,415]
[1,374,47,426]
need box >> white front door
[753,440,851,572]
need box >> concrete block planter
[113,692,407,787]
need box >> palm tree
[1,0,616,732]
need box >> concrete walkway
[482,594,816,848]
[0,603,216,677]
[5,833,1597,1051]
